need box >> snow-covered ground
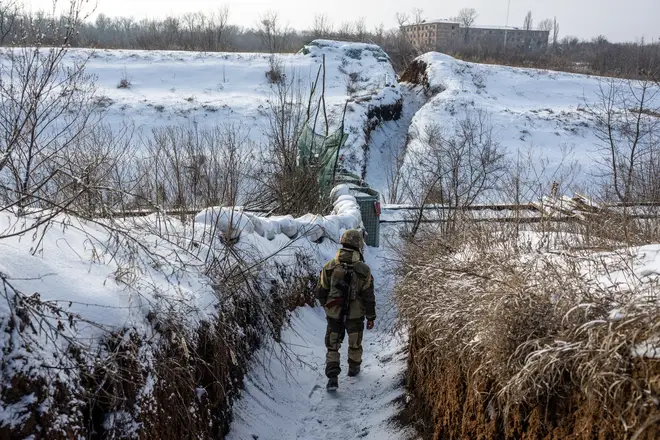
[403,52,660,195]
[4,40,659,437]
[364,86,427,203]
[0,183,371,432]
[226,225,414,440]
[60,40,400,175]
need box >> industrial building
[402,20,550,52]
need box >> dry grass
[396,222,660,439]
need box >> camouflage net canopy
[297,125,349,189]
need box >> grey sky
[27,0,659,42]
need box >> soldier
[316,229,376,391]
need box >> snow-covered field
[402,52,660,196]
[68,40,400,175]
[2,39,659,438]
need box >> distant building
[402,20,549,53]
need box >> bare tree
[204,7,230,50]
[395,12,410,27]
[0,0,18,44]
[523,11,533,31]
[373,23,385,46]
[589,79,660,203]
[387,27,418,72]
[0,0,97,220]
[337,21,354,39]
[405,109,506,237]
[312,13,332,38]
[552,17,560,48]
[456,8,479,42]
[538,18,553,32]
[412,7,425,25]
[257,10,290,54]
[354,17,367,41]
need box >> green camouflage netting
[297,125,348,189]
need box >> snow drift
[0,185,363,438]
[401,52,660,195]
[52,40,402,176]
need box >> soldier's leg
[346,318,364,369]
[325,318,345,378]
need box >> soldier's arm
[362,274,377,321]
[316,266,330,306]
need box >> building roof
[403,19,459,26]
[472,25,550,32]
[425,19,460,24]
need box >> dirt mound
[1,259,316,440]
[399,60,429,86]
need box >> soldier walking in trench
[316,229,377,391]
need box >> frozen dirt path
[226,227,415,440]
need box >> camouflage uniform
[316,230,376,379]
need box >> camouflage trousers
[325,317,364,378]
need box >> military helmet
[340,229,364,250]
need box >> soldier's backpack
[331,262,358,302]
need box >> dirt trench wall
[360,97,404,179]
[399,60,430,87]
[406,329,660,440]
[1,261,317,440]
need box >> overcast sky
[26,0,659,42]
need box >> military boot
[326,376,338,391]
[347,364,360,377]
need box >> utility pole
[503,0,512,50]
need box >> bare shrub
[48,122,138,216]
[0,0,96,229]
[345,71,359,96]
[117,69,132,89]
[135,124,257,216]
[255,70,327,216]
[588,78,660,204]
[265,55,285,85]
[403,108,507,237]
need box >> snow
[364,86,427,203]
[632,337,660,359]
[0,214,215,334]
[226,225,413,440]
[403,52,660,198]
[193,189,363,243]
[0,178,382,434]
[5,40,658,437]
[31,40,401,176]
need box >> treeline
[450,36,660,80]
[1,1,658,78]
[0,4,417,71]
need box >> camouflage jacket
[316,248,376,321]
